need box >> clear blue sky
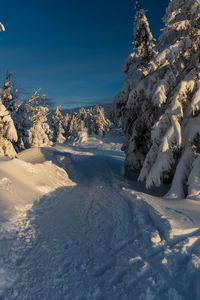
[0,0,169,108]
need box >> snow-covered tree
[87,105,111,136]
[134,2,157,63]
[51,106,66,144]
[114,0,200,198]
[63,105,111,144]
[1,73,18,113]
[66,114,79,142]
[73,120,88,144]
[13,100,31,151]
[26,92,53,148]
[64,112,70,128]
[14,90,52,150]
[0,99,18,158]
[113,1,157,125]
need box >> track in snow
[2,131,200,300]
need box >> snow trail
[1,129,200,299]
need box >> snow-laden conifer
[113,0,200,198]
[0,98,18,158]
[51,106,66,144]
[1,73,18,112]
[140,0,200,196]
[14,90,52,150]
[113,1,157,125]
[26,91,53,147]
[87,105,111,136]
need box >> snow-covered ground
[0,128,200,299]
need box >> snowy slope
[1,128,200,299]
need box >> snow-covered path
[2,129,200,299]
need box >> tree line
[0,73,111,158]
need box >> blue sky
[0,0,169,108]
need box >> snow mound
[0,154,75,222]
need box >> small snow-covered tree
[66,114,79,142]
[1,73,18,112]
[73,120,88,144]
[26,91,53,147]
[51,106,66,144]
[14,90,52,150]
[0,99,18,158]
[13,100,31,151]
[114,0,200,198]
[64,112,70,128]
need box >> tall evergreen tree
[133,3,157,63]
[113,1,157,125]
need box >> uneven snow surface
[1,129,200,299]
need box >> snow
[0,128,199,299]
[0,23,5,32]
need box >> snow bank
[0,152,75,223]
[0,147,76,296]
[123,188,200,241]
